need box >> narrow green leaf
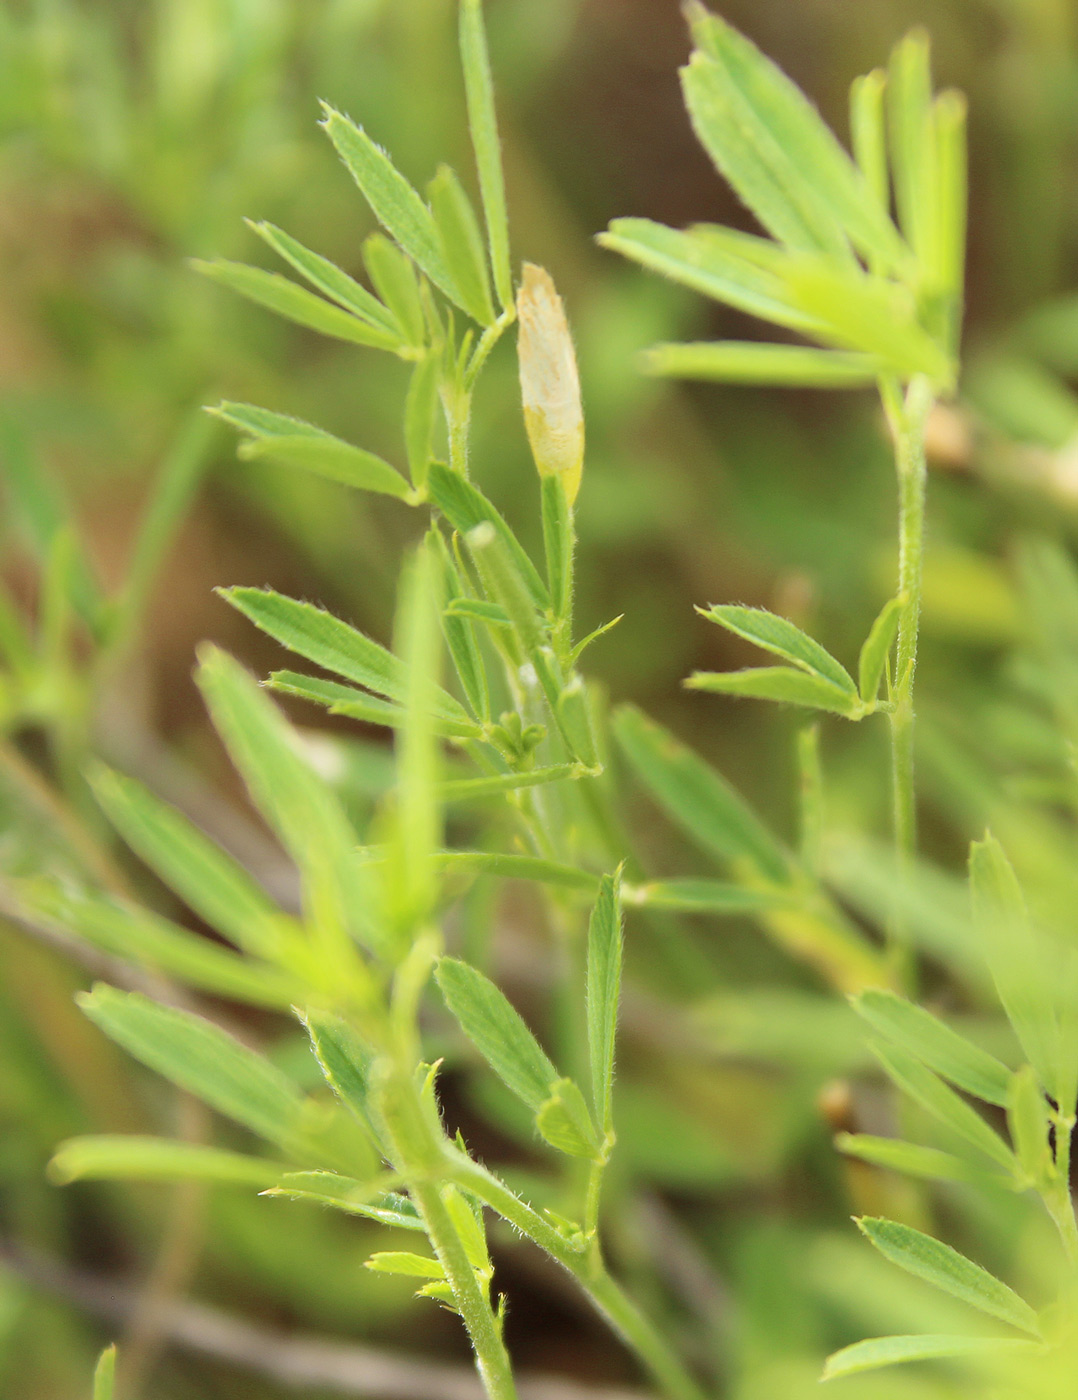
[535,1078,600,1159]
[193,259,399,350]
[932,90,968,310]
[430,528,489,722]
[685,4,908,269]
[268,1173,423,1230]
[195,646,374,957]
[680,51,845,255]
[436,851,597,893]
[835,1134,996,1186]
[1007,1065,1054,1188]
[698,603,855,692]
[887,29,935,264]
[442,1183,490,1272]
[248,220,402,337]
[50,1136,283,1188]
[428,165,495,326]
[570,614,623,666]
[14,878,295,1010]
[435,957,557,1111]
[220,587,467,722]
[598,218,823,334]
[428,462,549,610]
[93,1347,117,1400]
[614,705,791,883]
[856,1217,1042,1336]
[858,595,903,704]
[970,835,1062,1103]
[210,401,412,499]
[629,879,795,915]
[849,69,889,214]
[556,672,599,767]
[88,763,295,963]
[405,353,441,491]
[686,665,860,715]
[871,1041,1016,1172]
[78,985,306,1146]
[586,871,622,1134]
[459,0,512,311]
[268,670,482,739]
[319,106,461,307]
[444,597,510,627]
[823,1333,1038,1382]
[466,521,544,655]
[853,989,1012,1106]
[363,232,426,347]
[366,1251,445,1279]
[302,1009,385,1150]
[641,342,880,386]
[780,258,952,384]
[441,764,582,801]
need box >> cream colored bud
[516,263,584,504]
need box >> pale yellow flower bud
[516,263,584,504]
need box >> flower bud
[516,263,584,504]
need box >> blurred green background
[3,0,1078,1396]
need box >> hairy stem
[885,375,933,988]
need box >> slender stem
[885,375,933,989]
[446,1151,707,1400]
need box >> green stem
[885,375,933,989]
[1048,1110,1078,1266]
[446,1150,707,1400]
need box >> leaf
[629,879,795,914]
[598,219,822,334]
[13,878,295,1010]
[87,763,295,964]
[435,957,557,1111]
[195,646,375,958]
[849,69,889,214]
[267,1173,423,1230]
[210,401,411,500]
[193,259,399,350]
[93,1347,116,1400]
[858,595,903,704]
[535,1078,600,1159]
[698,604,856,692]
[268,670,482,740]
[823,1333,1038,1382]
[441,764,583,801]
[932,90,968,311]
[444,598,510,627]
[686,666,861,716]
[302,1009,385,1151]
[680,48,847,255]
[428,165,495,326]
[50,1136,283,1188]
[1007,1065,1054,1188]
[435,851,598,893]
[428,462,549,610]
[219,587,468,723]
[641,342,880,386]
[970,835,1062,1103]
[855,1218,1042,1336]
[78,985,306,1147]
[248,220,402,337]
[613,705,791,883]
[870,1041,1016,1172]
[586,871,623,1135]
[465,521,544,655]
[780,257,952,384]
[366,1251,445,1279]
[430,528,489,722]
[363,233,426,348]
[320,106,463,307]
[459,0,513,311]
[835,1134,997,1186]
[404,354,441,492]
[442,1184,490,1273]
[686,4,909,271]
[887,29,935,265]
[852,989,1012,1106]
